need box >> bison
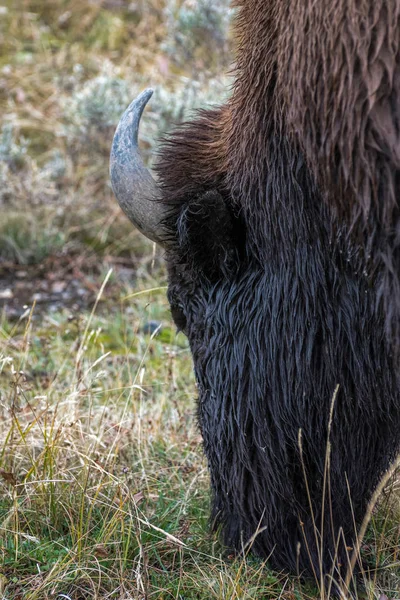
[110,0,400,584]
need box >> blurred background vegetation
[0,2,399,599]
[0,0,232,275]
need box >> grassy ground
[0,1,399,598]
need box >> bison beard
[111,0,400,581]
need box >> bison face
[111,90,400,577]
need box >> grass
[1,295,399,599]
[0,284,291,599]
[0,1,399,598]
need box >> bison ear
[175,190,241,279]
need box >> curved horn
[110,88,166,245]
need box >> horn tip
[136,87,154,106]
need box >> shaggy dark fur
[155,0,400,579]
